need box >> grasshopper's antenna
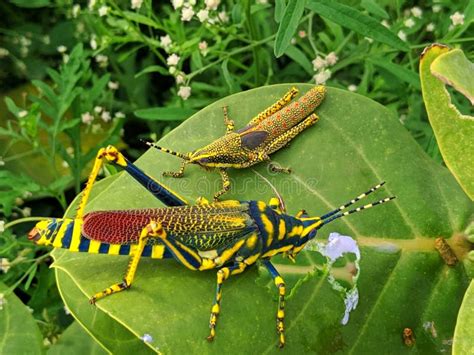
[320,182,386,220]
[322,196,396,225]
[142,140,190,160]
[252,168,286,213]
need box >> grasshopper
[28,146,394,348]
[146,85,326,200]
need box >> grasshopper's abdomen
[253,86,325,140]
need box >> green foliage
[0,282,43,354]
[53,85,472,353]
[47,322,107,355]
[454,281,474,354]
[419,45,474,200]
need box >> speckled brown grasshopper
[147,86,326,200]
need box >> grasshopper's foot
[269,163,291,174]
[207,306,219,341]
[196,196,210,205]
[163,171,184,178]
[277,318,285,348]
[89,280,129,304]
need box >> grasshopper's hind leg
[89,220,165,304]
[262,260,286,348]
[248,87,299,126]
[207,262,247,341]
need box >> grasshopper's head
[28,218,67,246]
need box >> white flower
[381,20,389,28]
[325,52,338,66]
[72,4,81,18]
[43,338,51,347]
[23,191,32,199]
[63,54,70,64]
[433,5,441,13]
[88,0,96,10]
[218,11,229,23]
[312,56,326,71]
[169,66,176,74]
[290,38,296,45]
[81,112,94,125]
[298,30,306,38]
[167,53,180,66]
[114,112,126,119]
[257,0,268,4]
[0,157,4,166]
[108,81,119,90]
[348,84,357,92]
[57,45,67,53]
[450,12,464,26]
[98,5,109,17]
[197,9,209,22]
[64,305,71,315]
[0,293,6,310]
[176,73,186,85]
[22,207,31,217]
[66,147,74,156]
[181,6,195,22]
[177,86,191,100]
[399,114,407,124]
[171,0,184,9]
[91,123,102,134]
[397,30,407,41]
[90,35,98,50]
[94,106,103,113]
[15,197,24,206]
[404,18,415,28]
[140,334,153,343]
[411,7,422,18]
[199,41,208,56]
[42,35,50,44]
[0,220,4,233]
[205,0,220,10]
[314,69,331,85]
[131,0,143,10]
[426,23,435,32]
[101,111,112,122]
[18,110,28,118]
[20,37,31,47]
[160,35,172,50]
[61,160,69,168]
[188,0,197,5]
[95,54,108,67]
[0,48,10,58]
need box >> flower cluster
[81,105,125,130]
[312,52,338,85]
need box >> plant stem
[4,217,50,230]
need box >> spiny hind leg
[264,113,320,156]
[163,160,188,178]
[89,220,165,304]
[248,87,299,125]
[207,262,247,342]
[262,259,287,348]
[213,168,231,201]
[222,106,235,134]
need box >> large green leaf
[52,85,473,353]
[0,282,43,354]
[47,321,106,355]
[419,44,474,200]
[453,280,474,354]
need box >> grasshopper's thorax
[28,218,80,248]
[189,133,258,168]
[249,201,323,259]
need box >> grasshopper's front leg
[163,160,188,178]
[222,106,235,134]
[89,220,165,303]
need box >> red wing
[82,209,163,245]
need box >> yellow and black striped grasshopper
[147,85,326,200]
[28,145,395,348]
